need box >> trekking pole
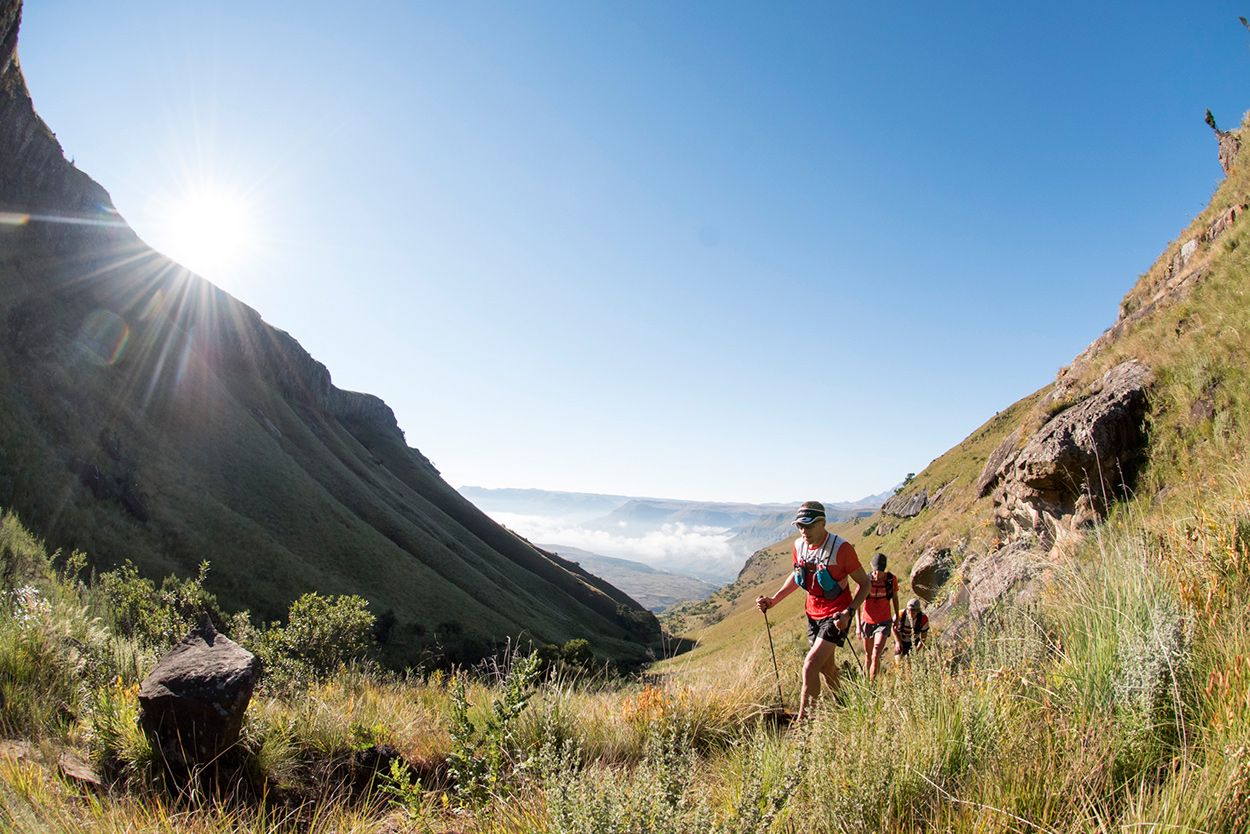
[846,614,866,677]
[759,599,785,705]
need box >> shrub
[447,650,543,806]
[256,592,377,691]
[561,638,594,670]
[97,560,219,651]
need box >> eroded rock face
[1219,130,1241,177]
[988,361,1152,549]
[138,616,260,769]
[932,540,1049,641]
[881,488,928,518]
[977,428,1022,497]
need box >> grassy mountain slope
[665,111,1250,673]
[0,2,653,667]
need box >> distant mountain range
[456,487,636,524]
[536,544,718,613]
[460,486,887,589]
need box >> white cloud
[491,512,740,582]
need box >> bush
[256,592,377,691]
[561,638,594,670]
[97,560,220,651]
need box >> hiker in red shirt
[757,500,870,720]
[857,552,900,681]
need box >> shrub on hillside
[97,560,221,651]
[255,592,377,692]
[561,638,594,671]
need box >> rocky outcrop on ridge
[1066,201,1246,388]
[981,361,1152,552]
[881,488,928,518]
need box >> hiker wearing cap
[756,500,870,720]
[858,552,900,681]
[894,598,930,659]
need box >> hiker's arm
[837,566,872,627]
[757,574,798,611]
[890,585,901,620]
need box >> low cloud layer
[492,512,740,584]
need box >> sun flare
[150,183,259,281]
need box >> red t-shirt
[862,571,897,624]
[793,533,861,620]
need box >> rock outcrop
[932,540,1050,642]
[881,488,928,518]
[983,361,1152,551]
[909,547,954,602]
[137,617,261,769]
[1208,109,1242,177]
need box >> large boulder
[909,547,954,602]
[138,616,261,769]
[932,540,1050,649]
[957,541,1049,620]
[987,361,1152,549]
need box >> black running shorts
[807,614,849,647]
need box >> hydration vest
[862,571,897,624]
[894,611,930,644]
[868,572,896,602]
[793,534,851,605]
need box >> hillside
[665,109,1250,674]
[536,543,717,613]
[0,2,655,668]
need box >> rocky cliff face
[0,0,654,667]
[980,360,1152,552]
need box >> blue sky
[15,1,1248,503]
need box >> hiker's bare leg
[869,630,888,680]
[799,638,837,720]
[820,649,839,690]
[862,635,875,679]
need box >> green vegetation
[5,489,1250,830]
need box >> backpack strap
[820,535,844,566]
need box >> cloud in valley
[491,512,740,584]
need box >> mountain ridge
[0,1,655,667]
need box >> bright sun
[150,183,259,281]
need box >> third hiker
[894,597,931,661]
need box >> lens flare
[79,309,131,365]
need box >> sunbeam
[145,181,259,284]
